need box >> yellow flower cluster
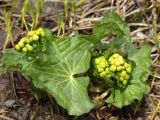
[15,28,46,52]
[95,53,132,85]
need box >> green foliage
[0,11,152,115]
[1,29,94,116]
[90,36,151,108]
[104,40,151,108]
[129,45,152,83]
[92,11,131,44]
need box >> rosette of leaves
[90,11,152,108]
[0,11,152,115]
[86,11,151,109]
[92,38,151,108]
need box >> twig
[9,72,24,106]
[151,53,159,57]
[77,17,103,24]
[73,26,92,30]
[0,115,13,120]
[149,94,160,99]
[150,101,160,120]
[30,104,39,120]
[81,0,110,18]
[111,0,115,7]
[152,55,159,64]
[81,0,105,14]
[0,16,4,20]
[131,27,149,35]
[152,64,160,69]
[133,0,151,30]
[120,0,127,9]
[116,0,120,15]
[125,4,153,17]
[128,23,160,27]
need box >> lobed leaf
[105,40,151,108]
[1,34,94,116]
[92,11,131,43]
[129,45,152,83]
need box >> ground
[0,0,160,120]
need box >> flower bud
[105,68,110,74]
[36,30,41,35]
[110,65,116,72]
[28,31,34,36]
[38,28,44,32]
[110,59,115,65]
[123,80,127,85]
[126,67,132,73]
[22,47,27,53]
[106,75,111,78]
[119,77,124,82]
[115,61,121,66]
[20,37,27,43]
[124,62,130,68]
[117,66,122,71]
[95,58,100,65]
[15,44,20,51]
[41,31,46,37]
[26,44,33,51]
[97,67,104,72]
[33,34,39,41]
[18,41,24,48]
[99,61,107,69]
[112,53,119,58]
[108,57,114,63]
[100,71,107,77]
[120,71,127,77]
[125,74,130,80]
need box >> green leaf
[1,36,94,116]
[107,83,150,108]
[107,89,124,108]
[92,11,130,43]
[105,40,151,108]
[129,45,152,83]
[1,49,28,73]
[99,38,135,59]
